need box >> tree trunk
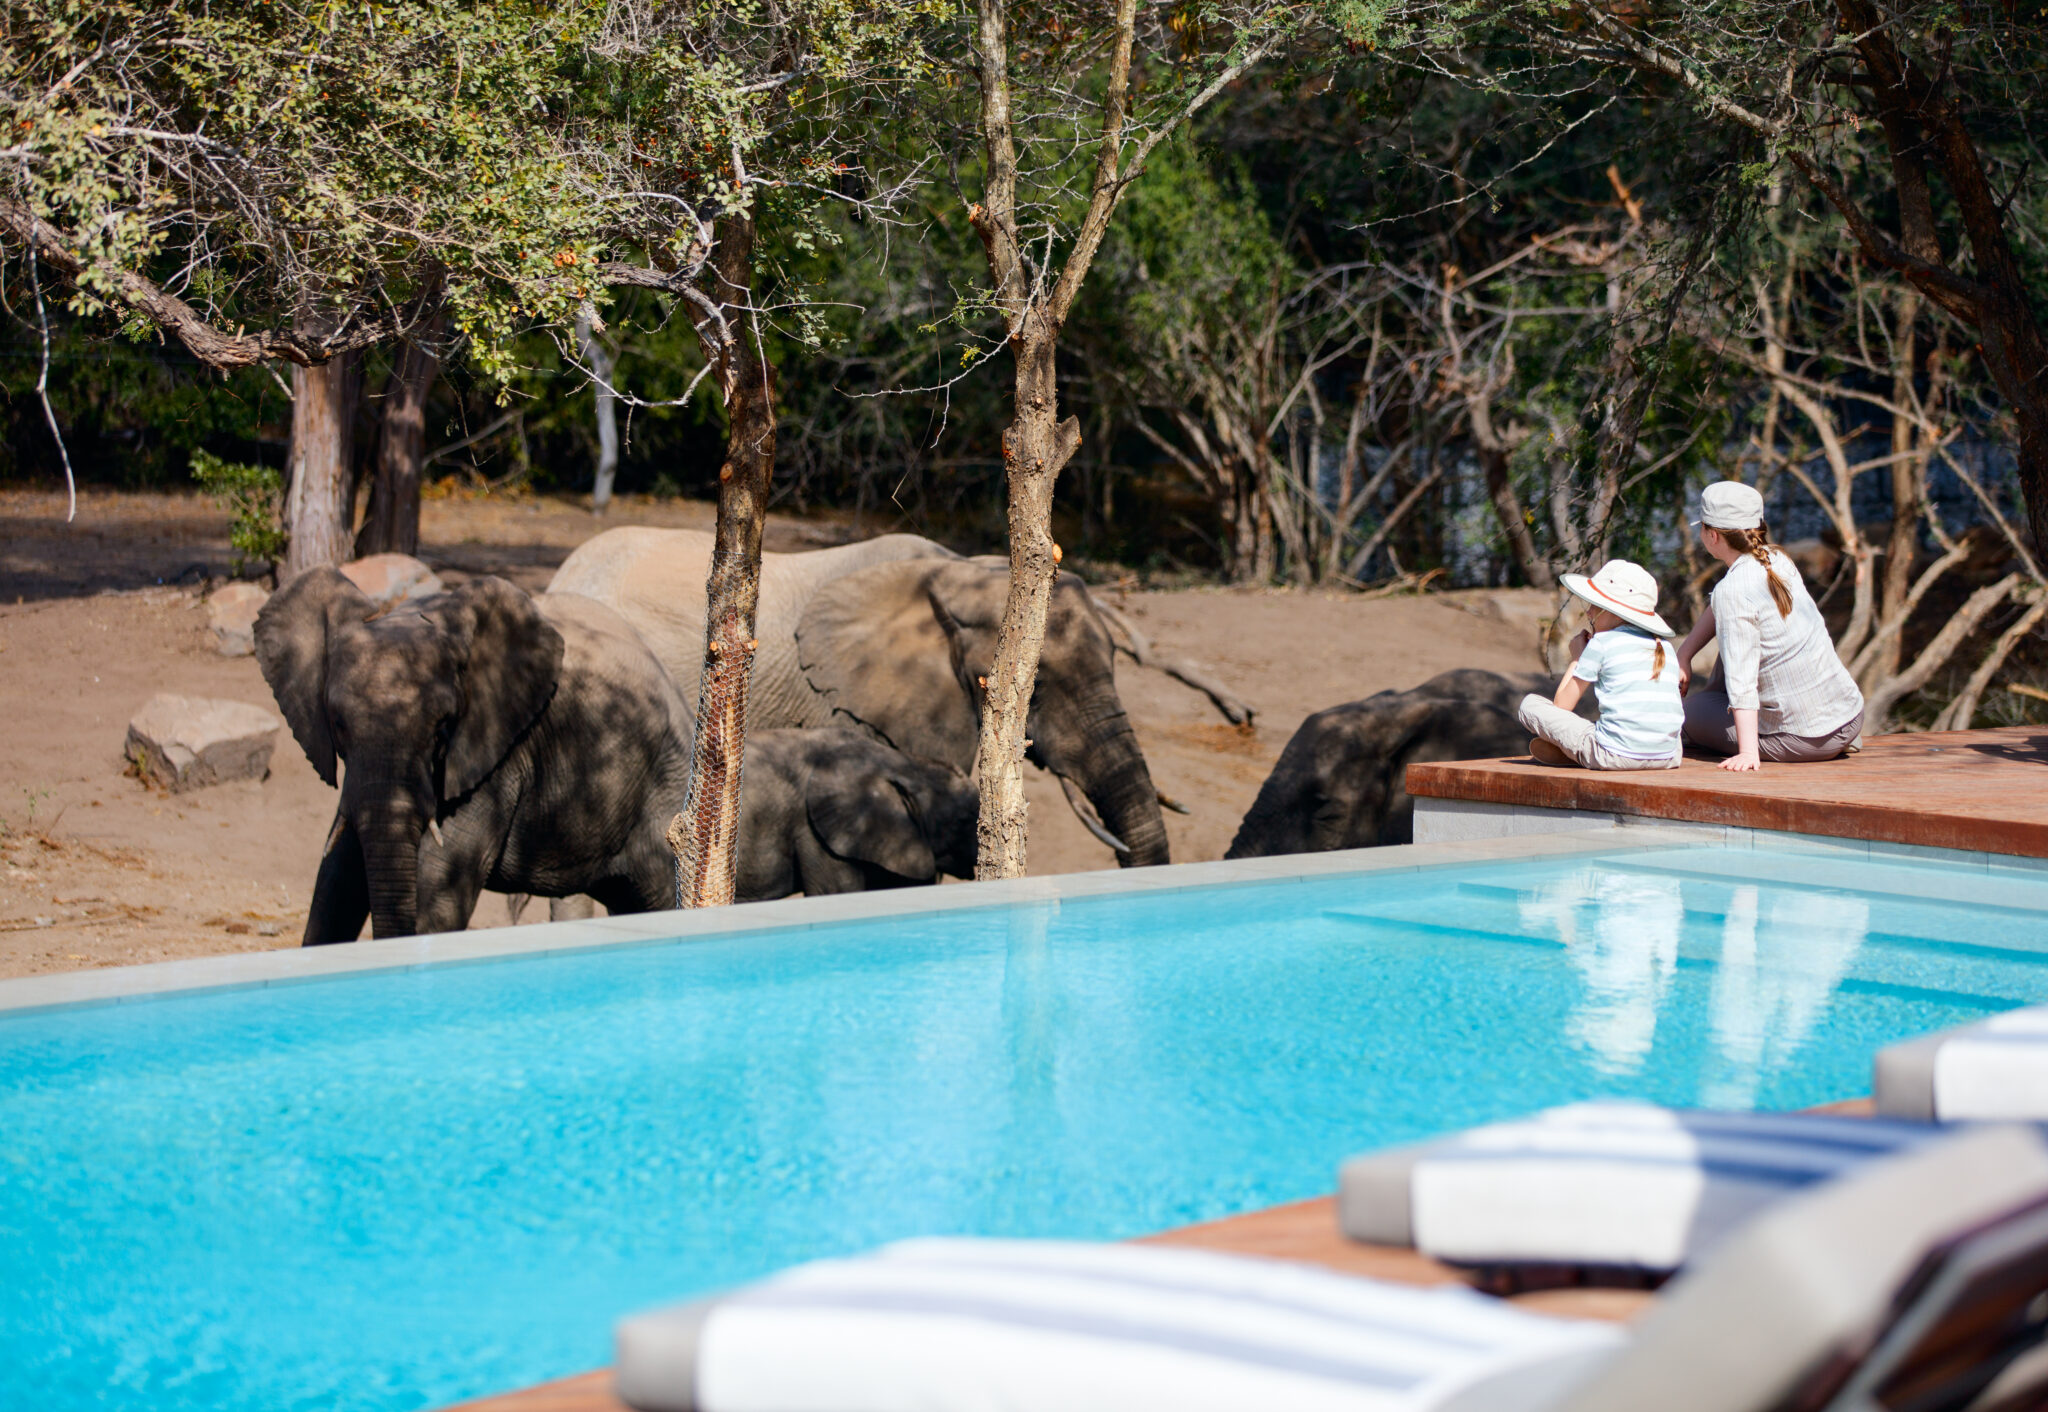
[666,214,776,909]
[1225,464,1257,581]
[577,308,620,514]
[282,350,362,581]
[1479,444,1553,588]
[356,317,441,559]
[974,311,1082,877]
[1873,288,1924,684]
[1832,0,2048,556]
[962,0,1252,875]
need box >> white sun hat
[1561,558,1675,638]
[1691,481,1767,531]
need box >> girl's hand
[1677,658,1692,694]
[1569,628,1592,658]
[1718,750,1761,773]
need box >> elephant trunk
[1064,691,1169,869]
[348,776,427,939]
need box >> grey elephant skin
[550,528,1169,867]
[736,728,977,900]
[257,570,693,943]
[1225,670,1569,858]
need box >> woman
[1675,481,1864,771]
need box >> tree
[958,0,1292,877]
[575,0,933,906]
[1370,1,2048,552]
[1,0,608,571]
[6,0,930,904]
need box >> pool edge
[0,829,1704,1019]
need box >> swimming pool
[5,839,2046,1412]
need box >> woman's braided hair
[1714,523,1794,618]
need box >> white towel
[688,1238,1623,1412]
[1933,1008,2048,1120]
[1408,1103,1934,1271]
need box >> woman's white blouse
[1710,548,1864,737]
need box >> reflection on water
[1521,873,1682,1075]
[1519,870,1871,1087]
[1702,888,1869,1109]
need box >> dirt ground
[0,487,1550,980]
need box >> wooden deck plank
[1407,727,2048,859]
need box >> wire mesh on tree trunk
[668,609,754,908]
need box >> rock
[205,582,271,657]
[340,553,443,607]
[124,694,282,793]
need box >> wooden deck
[1408,726,2048,859]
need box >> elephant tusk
[1157,791,1191,815]
[1059,775,1129,854]
[428,817,445,848]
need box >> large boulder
[340,553,443,607]
[205,581,271,657]
[125,694,282,792]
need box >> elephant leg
[550,894,598,921]
[415,805,497,936]
[792,831,870,896]
[303,810,371,946]
[586,858,674,916]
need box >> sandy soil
[0,487,1549,979]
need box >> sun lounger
[1337,1101,1938,1274]
[1876,1005,2048,1121]
[613,1125,2048,1412]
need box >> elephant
[549,528,1170,867]
[257,569,693,942]
[734,728,978,901]
[1224,670,1576,858]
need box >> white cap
[1561,559,1675,638]
[1693,481,1766,531]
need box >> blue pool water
[6,843,2048,1412]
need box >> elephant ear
[796,559,986,767]
[254,568,377,786]
[1377,696,1518,845]
[806,751,938,881]
[431,576,566,801]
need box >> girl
[1518,558,1684,770]
[1675,481,1863,771]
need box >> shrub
[189,450,287,574]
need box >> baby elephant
[736,728,978,900]
[258,569,692,943]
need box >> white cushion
[1342,1103,1936,1272]
[1875,1007,2048,1121]
[617,1238,1624,1412]
[1934,1009,2048,1120]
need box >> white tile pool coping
[3,817,2041,1021]
[0,830,1694,1020]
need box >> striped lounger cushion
[1876,1006,2048,1120]
[1339,1102,1937,1273]
[614,1238,1625,1412]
